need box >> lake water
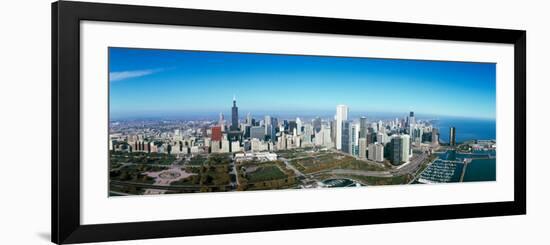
[436,150,496,182]
[434,117,496,143]
[463,159,496,182]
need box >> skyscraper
[219,112,225,131]
[366,130,377,145]
[231,96,239,131]
[330,120,337,144]
[408,111,415,126]
[359,116,368,138]
[288,121,297,135]
[341,120,351,154]
[336,105,349,150]
[303,124,313,145]
[351,123,359,156]
[231,141,241,152]
[264,115,271,135]
[449,127,456,146]
[211,126,222,141]
[228,96,243,142]
[246,112,252,125]
[432,128,439,144]
[390,136,403,165]
[322,125,333,148]
[313,117,322,133]
[250,126,265,140]
[374,143,385,162]
[296,117,303,135]
[377,132,387,144]
[401,134,411,163]
[359,138,367,159]
[368,143,384,162]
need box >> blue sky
[109,47,496,120]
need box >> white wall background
[0,0,547,244]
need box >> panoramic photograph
[108,47,497,196]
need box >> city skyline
[108,47,497,196]
[109,48,496,120]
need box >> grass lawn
[246,165,287,183]
[291,152,387,173]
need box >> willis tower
[228,95,242,141]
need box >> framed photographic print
[52,1,526,244]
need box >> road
[229,156,240,187]
[279,157,306,177]
[325,169,392,177]
[390,152,428,176]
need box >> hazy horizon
[109,109,496,122]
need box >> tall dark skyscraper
[359,116,368,138]
[330,120,337,143]
[231,96,239,131]
[313,117,322,133]
[390,136,403,165]
[341,121,351,154]
[449,126,456,146]
[288,121,297,134]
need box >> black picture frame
[52,1,526,244]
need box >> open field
[246,165,287,183]
[237,160,297,191]
[289,152,387,174]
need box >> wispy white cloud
[109,69,161,82]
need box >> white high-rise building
[286,137,294,149]
[351,123,360,156]
[368,142,385,162]
[359,138,367,159]
[231,141,241,152]
[304,124,313,144]
[401,134,411,163]
[277,132,287,150]
[335,105,349,150]
[211,140,221,153]
[219,112,225,132]
[377,132,388,144]
[221,139,230,153]
[370,122,378,133]
[296,117,303,135]
[353,122,360,146]
[314,129,324,146]
[374,143,384,162]
[294,135,301,148]
[251,138,261,152]
[264,115,271,134]
[322,125,333,148]
[367,143,376,161]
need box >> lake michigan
[434,117,496,182]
